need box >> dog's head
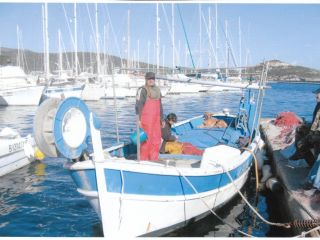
[203,112,213,120]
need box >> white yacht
[0,66,44,106]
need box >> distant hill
[0,47,153,75]
[1,48,320,82]
[252,60,320,82]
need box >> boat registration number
[8,140,27,153]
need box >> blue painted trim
[53,97,90,159]
[69,155,252,196]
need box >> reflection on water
[0,161,45,216]
[0,83,317,236]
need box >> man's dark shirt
[160,120,177,153]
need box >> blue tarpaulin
[177,128,242,149]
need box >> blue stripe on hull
[69,155,252,196]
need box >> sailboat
[0,65,44,106]
[33,63,268,237]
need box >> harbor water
[0,82,318,237]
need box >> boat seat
[200,145,241,169]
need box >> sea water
[0,82,318,237]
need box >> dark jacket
[160,120,177,153]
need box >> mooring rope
[217,163,290,229]
[176,169,254,237]
[241,147,260,192]
[293,225,320,238]
[174,146,290,238]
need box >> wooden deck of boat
[260,118,320,237]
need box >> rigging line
[160,4,178,67]
[19,30,30,73]
[219,19,238,68]
[85,4,99,53]
[176,5,196,70]
[61,36,72,72]
[61,4,76,53]
[102,4,124,68]
[200,10,218,69]
[61,4,82,73]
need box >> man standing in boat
[135,72,164,161]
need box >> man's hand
[161,120,165,128]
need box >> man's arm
[161,123,177,142]
[135,87,147,120]
[311,110,320,132]
[160,98,164,121]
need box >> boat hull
[0,136,36,177]
[81,84,105,101]
[0,86,45,106]
[74,165,250,237]
[65,137,258,237]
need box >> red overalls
[140,97,161,161]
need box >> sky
[0,2,320,70]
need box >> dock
[260,118,320,237]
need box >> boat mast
[137,39,140,69]
[225,20,228,78]
[156,3,160,72]
[95,3,100,80]
[74,3,78,77]
[103,25,107,75]
[127,10,130,69]
[147,40,150,71]
[172,3,175,72]
[82,32,85,73]
[16,25,21,68]
[199,4,201,68]
[89,36,93,74]
[162,45,165,69]
[43,3,50,81]
[58,29,63,78]
[215,3,219,69]
[239,16,242,78]
[208,7,211,69]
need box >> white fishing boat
[0,127,40,177]
[0,66,45,106]
[33,65,268,237]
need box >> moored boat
[33,66,268,237]
[0,127,40,177]
[0,66,45,106]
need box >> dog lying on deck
[199,112,228,128]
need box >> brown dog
[199,112,228,128]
